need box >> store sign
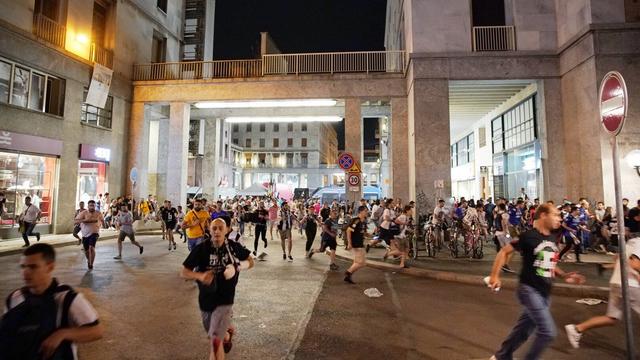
[0,130,63,156]
[79,144,111,163]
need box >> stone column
[201,118,218,199]
[126,102,150,201]
[391,97,409,202]
[165,102,190,206]
[155,118,170,201]
[408,79,451,213]
[344,98,362,205]
[537,79,567,203]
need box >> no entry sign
[599,71,628,136]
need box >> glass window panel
[13,154,56,224]
[29,72,45,111]
[0,60,11,103]
[0,151,19,227]
[11,66,29,107]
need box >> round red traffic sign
[599,71,628,136]
[348,173,360,186]
[338,153,355,170]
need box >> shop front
[0,130,62,239]
[77,144,110,205]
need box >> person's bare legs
[329,249,336,265]
[575,316,617,333]
[280,232,286,255]
[89,246,96,267]
[117,240,123,258]
[286,236,292,257]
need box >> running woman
[161,200,178,251]
[114,204,143,259]
[344,206,370,283]
[488,204,586,360]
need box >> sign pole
[612,136,635,360]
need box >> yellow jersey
[184,209,210,239]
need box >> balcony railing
[33,13,66,48]
[132,51,406,81]
[90,43,114,68]
[472,26,516,51]
[262,50,406,75]
[133,59,263,81]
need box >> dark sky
[213,0,387,59]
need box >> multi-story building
[0,0,187,238]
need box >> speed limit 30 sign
[348,173,360,186]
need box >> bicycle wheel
[409,234,418,260]
[449,231,458,258]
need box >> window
[491,97,536,153]
[451,133,474,167]
[287,123,293,132]
[245,139,251,148]
[233,124,239,132]
[286,153,294,167]
[273,138,279,147]
[259,123,265,132]
[287,138,293,147]
[92,1,108,47]
[157,0,167,13]
[301,153,308,167]
[273,153,280,166]
[451,144,457,167]
[151,31,167,63]
[0,57,64,116]
[246,124,252,132]
[188,120,201,155]
[301,138,307,147]
[81,89,113,129]
[232,138,239,145]
[259,138,265,148]
[273,124,279,132]
[301,123,307,131]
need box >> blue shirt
[563,213,581,238]
[508,207,523,226]
[455,207,465,219]
[210,210,228,220]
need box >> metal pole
[612,136,636,360]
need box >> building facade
[0,0,186,238]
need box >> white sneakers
[565,324,582,349]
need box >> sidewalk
[0,220,164,257]
[336,242,615,298]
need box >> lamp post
[625,149,640,177]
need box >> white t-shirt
[432,206,449,225]
[5,283,100,360]
[610,238,640,288]
[395,214,408,238]
[380,209,396,230]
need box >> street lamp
[625,149,640,177]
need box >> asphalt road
[1,232,638,359]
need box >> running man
[268,201,279,241]
[161,200,179,251]
[181,218,254,360]
[488,204,586,360]
[278,202,294,261]
[18,196,41,247]
[565,236,640,349]
[181,199,210,251]
[73,201,85,245]
[114,203,143,259]
[254,202,269,255]
[344,206,369,284]
[309,209,339,270]
[75,200,103,270]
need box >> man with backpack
[182,198,211,252]
[1,243,103,359]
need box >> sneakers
[329,263,339,271]
[288,255,294,262]
[365,244,371,253]
[307,250,314,259]
[565,324,582,349]
[173,242,176,250]
[501,265,515,274]
[168,244,172,251]
[140,246,144,255]
[282,253,287,260]
[344,271,355,284]
[113,255,122,260]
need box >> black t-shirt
[304,214,318,232]
[161,207,178,224]
[321,218,336,241]
[320,208,330,222]
[511,229,559,298]
[626,207,640,233]
[255,209,268,225]
[182,239,251,312]
[348,218,367,248]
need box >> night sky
[213,0,387,59]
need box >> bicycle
[463,222,484,259]
[423,216,440,258]
[448,220,462,258]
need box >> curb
[0,231,164,257]
[335,252,610,299]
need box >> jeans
[495,284,557,360]
[21,221,39,245]
[305,228,317,252]
[187,236,204,251]
[239,221,245,235]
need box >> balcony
[90,43,114,68]
[33,13,66,48]
[472,26,516,52]
[132,51,407,81]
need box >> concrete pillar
[537,79,567,203]
[203,0,216,61]
[165,102,190,206]
[155,118,170,201]
[344,98,362,206]
[201,118,218,199]
[126,102,150,201]
[391,97,409,202]
[408,79,451,213]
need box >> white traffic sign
[348,173,360,186]
[599,71,628,136]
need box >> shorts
[606,285,640,320]
[279,229,292,239]
[201,305,233,339]
[118,231,135,242]
[507,225,521,239]
[320,236,337,251]
[188,236,205,251]
[379,227,393,242]
[352,247,366,263]
[165,222,176,231]
[82,233,99,251]
[496,233,511,247]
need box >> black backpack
[0,283,77,360]
[494,212,504,232]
